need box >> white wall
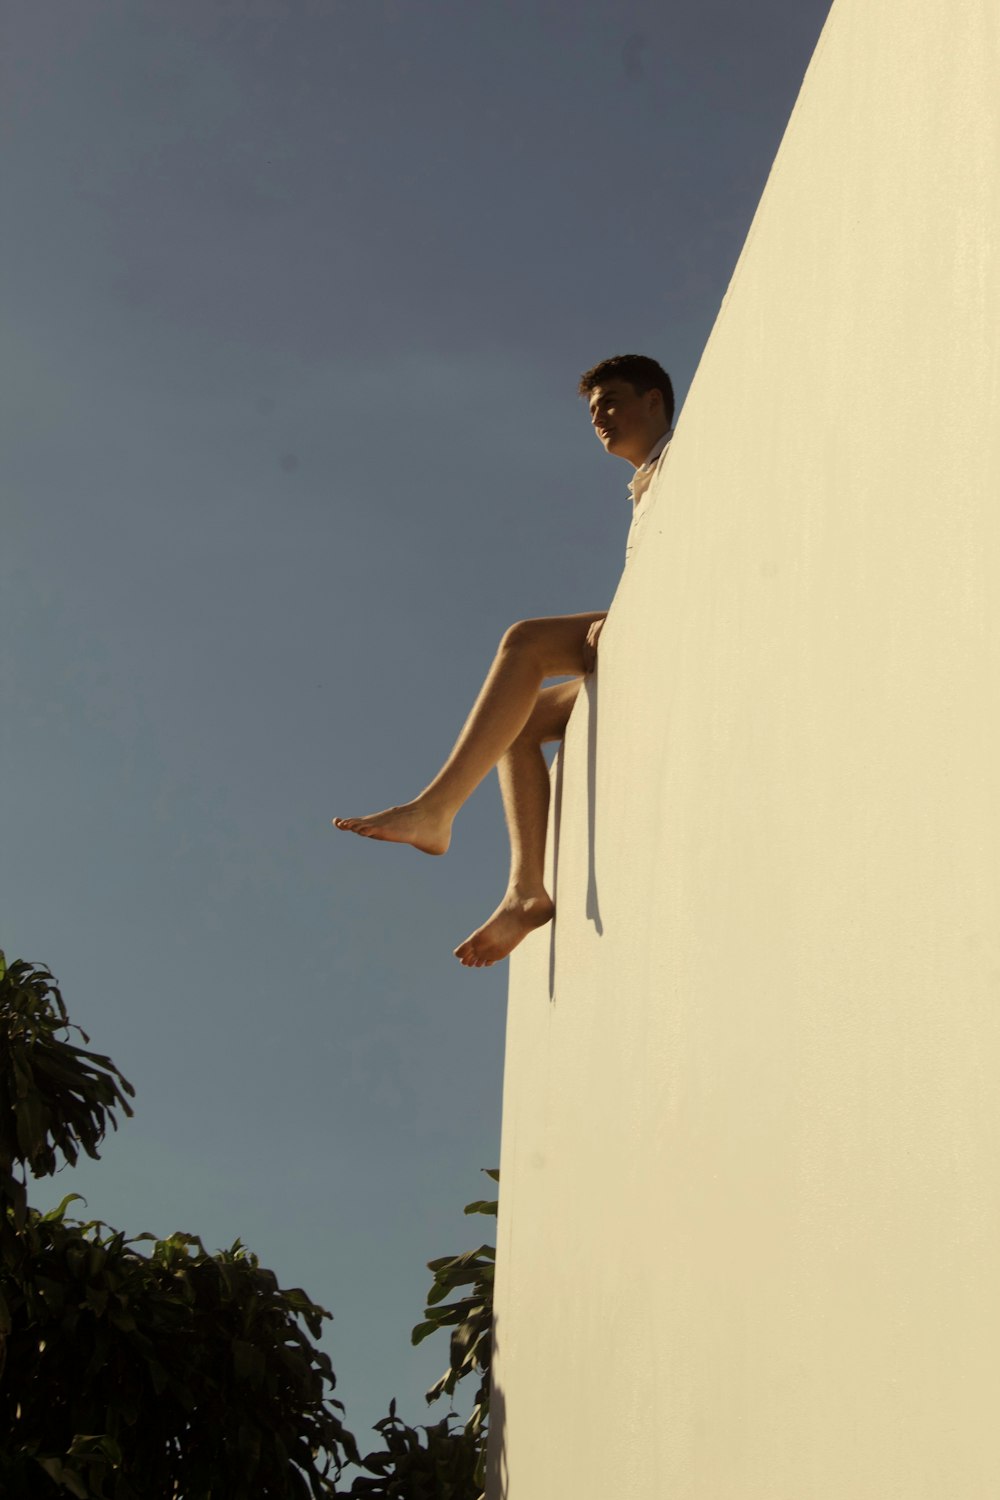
[488,1,1000,1495]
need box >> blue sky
[2,0,831,1457]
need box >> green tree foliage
[0,954,135,1249]
[0,951,501,1500]
[349,1178,497,1500]
[414,1178,496,1445]
[346,1401,481,1500]
[0,953,359,1498]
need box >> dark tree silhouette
[0,950,497,1500]
[0,952,358,1498]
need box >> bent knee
[499,617,546,658]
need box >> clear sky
[2,0,831,1458]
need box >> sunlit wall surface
[488,1,1000,1494]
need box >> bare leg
[333,612,603,853]
[454,679,581,967]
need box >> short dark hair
[578,354,675,428]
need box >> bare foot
[332,799,451,856]
[453,890,555,967]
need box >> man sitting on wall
[334,354,675,968]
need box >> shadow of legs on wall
[547,748,564,1003]
[585,674,604,936]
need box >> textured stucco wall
[488,2,1000,1495]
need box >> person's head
[578,354,675,468]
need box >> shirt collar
[627,428,674,502]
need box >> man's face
[587,379,664,467]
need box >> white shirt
[624,427,673,565]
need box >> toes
[455,945,501,968]
[333,815,381,835]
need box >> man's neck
[625,423,671,470]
